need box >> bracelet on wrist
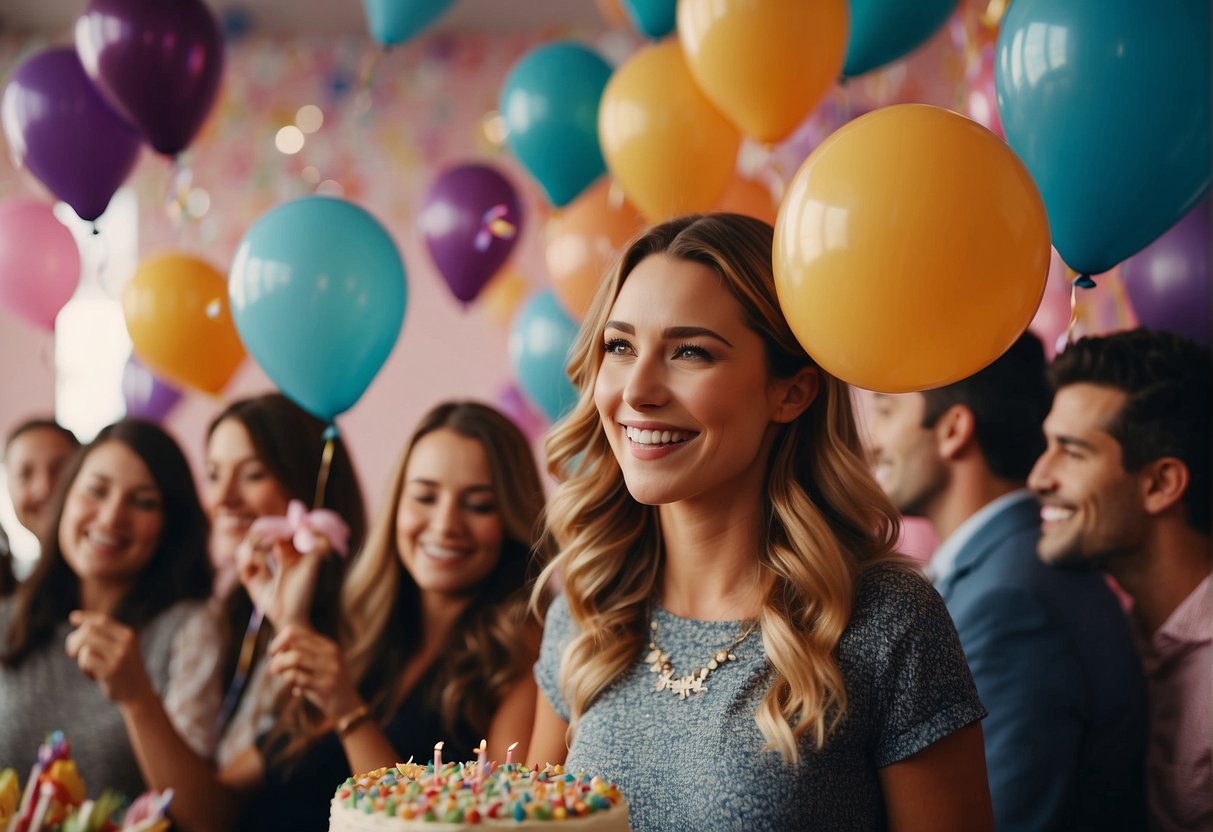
[335,703,371,737]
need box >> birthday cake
[328,760,629,830]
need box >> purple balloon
[1,48,143,223]
[495,383,548,444]
[76,0,225,156]
[122,356,183,422]
[420,163,524,304]
[1122,199,1210,345]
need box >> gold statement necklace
[646,612,759,700]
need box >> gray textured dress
[0,598,222,800]
[536,563,986,832]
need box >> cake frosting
[328,760,629,830]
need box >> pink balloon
[0,199,81,330]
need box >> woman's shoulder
[840,560,954,657]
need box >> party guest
[203,393,367,766]
[864,332,1147,831]
[236,401,549,831]
[0,419,220,801]
[529,214,993,832]
[4,417,79,540]
[1030,329,1212,832]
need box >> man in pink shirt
[1030,329,1211,831]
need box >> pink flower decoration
[246,500,351,558]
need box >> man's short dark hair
[920,331,1051,482]
[1048,328,1211,534]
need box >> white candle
[477,739,488,779]
[433,741,444,784]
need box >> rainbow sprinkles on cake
[328,753,629,830]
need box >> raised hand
[268,624,362,722]
[236,500,347,629]
[65,610,155,704]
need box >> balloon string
[1066,282,1081,345]
[1107,271,1137,329]
[313,431,337,510]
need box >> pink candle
[433,741,444,785]
[506,741,518,767]
[477,739,488,779]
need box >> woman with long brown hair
[0,419,218,800]
[528,214,994,831]
[234,400,551,831]
[203,392,367,767]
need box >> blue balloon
[500,42,611,207]
[844,0,959,77]
[996,0,1211,278]
[361,0,454,47]
[229,197,407,421]
[509,290,580,422]
[622,0,676,39]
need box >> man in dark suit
[864,331,1147,832]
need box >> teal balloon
[229,197,407,421]
[622,0,676,39]
[500,42,611,207]
[996,0,1211,277]
[844,0,959,77]
[362,0,454,47]
[509,290,580,422]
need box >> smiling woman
[529,213,996,832]
[223,400,552,832]
[0,419,219,801]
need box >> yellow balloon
[599,40,741,223]
[546,177,647,320]
[715,176,779,226]
[123,252,245,395]
[678,0,848,144]
[773,104,1050,393]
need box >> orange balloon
[678,0,848,144]
[123,252,245,395]
[599,40,742,223]
[773,104,1050,393]
[479,266,529,329]
[715,176,779,225]
[546,177,647,320]
[595,0,630,28]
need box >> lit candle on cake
[432,741,444,785]
[477,739,488,780]
[506,741,518,767]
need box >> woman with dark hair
[203,392,368,766]
[0,419,219,799]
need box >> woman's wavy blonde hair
[341,401,552,747]
[532,214,904,762]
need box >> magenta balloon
[0,199,82,330]
[122,356,183,422]
[1121,199,1210,345]
[75,0,225,156]
[1,48,143,223]
[420,164,524,304]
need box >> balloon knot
[1073,274,1097,289]
[322,424,339,441]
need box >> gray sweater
[0,598,220,800]
[536,563,985,832]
